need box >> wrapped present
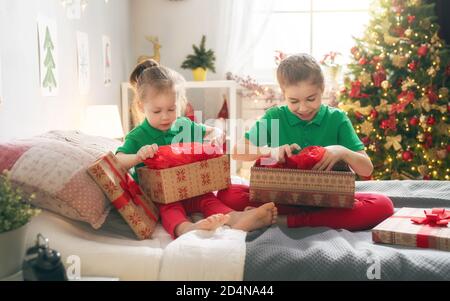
[138,155,231,205]
[249,164,355,208]
[372,207,450,252]
[87,152,159,240]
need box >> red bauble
[447,145,450,153]
[408,61,417,71]
[370,109,379,119]
[392,26,405,37]
[355,111,364,121]
[402,150,414,162]
[361,136,371,146]
[418,45,428,57]
[407,15,416,24]
[423,175,431,180]
[409,116,419,126]
[446,65,450,77]
[426,116,436,125]
[359,57,368,65]
[380,120,389,129]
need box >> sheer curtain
[216,0,275,77]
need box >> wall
[0,0,133,141]
[131,0,228,82]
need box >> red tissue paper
[143,143,224,170]
[255,146,326,170]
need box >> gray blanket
[244,180,450,281]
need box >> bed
[25,178,450,281]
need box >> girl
[116,59,277,239]
[218,53,394,231]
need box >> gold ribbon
[384,135,402,151]
[338,101,373,115]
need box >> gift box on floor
[87,152,159,240]
[249,162,355,208]
[372,207,450,252]
[138,155,231,205]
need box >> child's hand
[263,144,301,164]
[207,128,226,147]
[312,145,349,171]
[137,144,159,162]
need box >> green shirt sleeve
[337,115,365,152]
[116,136,141,155]
[245,111,272,147]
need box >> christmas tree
[338,0,449,180]
[43,26,57,92]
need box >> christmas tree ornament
[384,135,402,151]
[372,69,386,87]
[370,109,379,119]
[417,44,428,56]
[360,120,374,136]
[407,15,416,24]
[359,72,372,86]
[404,28,412,37]
[381,80,390,90]
[409,116,419,126]
[426,116,436,125]
[408,61,417,71]
[391,54,408,67]
[427,67,437,77]
[402,150,414,162]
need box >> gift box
[249,162,356,208]
[372,207,450,252]
[87,152,159,240]
[138,155,231,205]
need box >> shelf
[182,80,237,89]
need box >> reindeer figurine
[137,36,162,64]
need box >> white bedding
[25,176,249,281]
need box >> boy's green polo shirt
[116,117,206,180]
[245,104,364,152]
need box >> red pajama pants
[216,184,394,231]
[158,192,234,239]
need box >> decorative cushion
[0,131,122,229]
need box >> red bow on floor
[411,208,450,227]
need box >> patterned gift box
[372,207,450,252]
[138,155,231,205]
[249,167,356,208]
[87,152,159,240]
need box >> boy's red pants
[216,184,394,231]
[158,192,233,239]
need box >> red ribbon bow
[411,208,450,227]
[104,155,157,222]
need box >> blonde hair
[276,53,324,91]
[129,59,187,116]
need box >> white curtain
[216,0,275,77]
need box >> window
[250,0,372,82]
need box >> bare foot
[175,214,230,237]
[228,202,277,232]
[194,214,230,231]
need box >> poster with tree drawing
[38,17,59,96]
